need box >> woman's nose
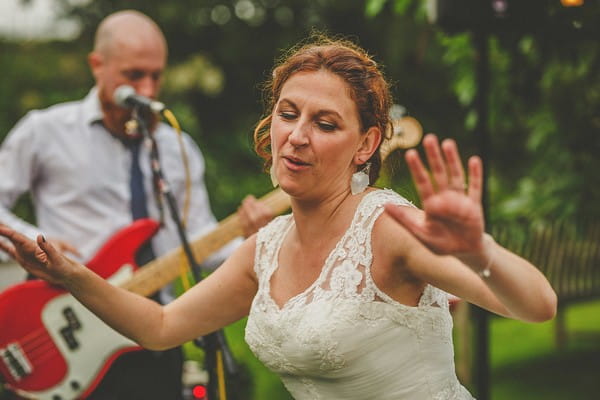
[288,121,309,147]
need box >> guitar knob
[71,380,81,390]
[52,395,62,400]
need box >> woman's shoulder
[256,213,293,242]
[356,188,415,218]
[369,187,413,203]
[368,188,419,230]
[368,189,424,262]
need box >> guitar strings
[4,328,62,377]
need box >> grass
[490,299,600,399]
[492,349,600,399]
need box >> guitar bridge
[1,342,32,381]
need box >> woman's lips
[282,156,310,171]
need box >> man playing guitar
[0,9,272,400]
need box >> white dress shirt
[0,88,238,278]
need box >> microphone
[113,85,166,114]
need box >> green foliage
[365,0,388,17]
[0,40,92,223]
[370,0,600,224]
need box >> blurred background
[0,0,598,399]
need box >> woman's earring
[351,162,371,195]
[270,164,279,187]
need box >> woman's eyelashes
[278,112,337,132]
[279,111,297,120]
[317,121,336,132]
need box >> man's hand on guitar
[0,224,80,287]
[237,195,275,238]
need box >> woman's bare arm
[0,224,258,349]
[379,134,556,323]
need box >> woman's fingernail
[41,235,46,243]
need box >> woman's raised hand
[0,224,78,286]
[385,134,486,257]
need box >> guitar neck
[120,188,290,296]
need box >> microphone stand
[132,107,238,400]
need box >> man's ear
[354,127,382,165]
[88,52,103,80]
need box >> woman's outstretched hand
[385,134,486,257]
[0,224,78,286]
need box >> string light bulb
[560,0,584,7]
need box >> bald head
[94,10,167,59]
[88,10,168,137]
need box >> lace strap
[418,285,451,309]
[254,214,292,279]
[348,188,414,266]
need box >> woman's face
[270,70,365,200]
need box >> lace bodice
[245,189,475,400]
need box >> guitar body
[0,219,160,399]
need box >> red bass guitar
[0,219,157,399]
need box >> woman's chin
[278,180,308,198]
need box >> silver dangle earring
[270,163,279,187]
[351,162,371,195]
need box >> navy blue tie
[128,140,156,267]
[129,140,149,220]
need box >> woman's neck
[290,187,369,246]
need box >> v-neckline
[266,190,378,311]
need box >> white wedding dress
[245,189,475,399]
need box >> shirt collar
[81,87,137,146]
[82,87,105,126]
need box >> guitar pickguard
[38,285,140,399]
